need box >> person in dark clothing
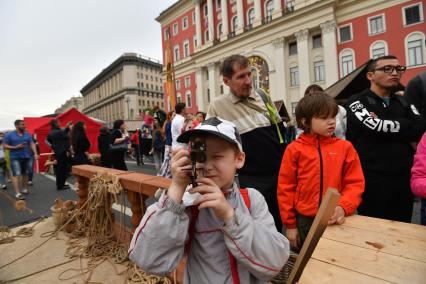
[110,119,129,171]
[70,121,91,165]
[153,105,167,128]
[345,55,426,223]
[98,126,112,168]
[46,119,72,190]
[406,71,426,225]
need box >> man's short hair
[304,84,324,96]
[175,102,186,114]
[14,119,24,126]
[366,55,398,72]
[220,55,249,78]
[295,91,338,131]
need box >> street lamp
[125,96,131,119]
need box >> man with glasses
[345,55,425,223]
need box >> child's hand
[328,206,345,225]
[286,228,300,249]
[168,148,192,203]
[191,177,234,223]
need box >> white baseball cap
[177,117,243,151]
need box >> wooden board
[311,238,426,284]
[298,259,392,284]
[343,215,426,242]
[322,224,426,262]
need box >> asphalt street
[0,157,157,228]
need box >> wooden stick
[287,188,340,284]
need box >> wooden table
[299,215,426,284]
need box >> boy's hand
[168,148,192,203]
[191,177,234,223]
[286,228,300,249]
[328,206,345,225]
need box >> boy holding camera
[129,117,289,283]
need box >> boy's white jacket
[128,182,290,283]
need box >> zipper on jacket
[317,136,324,208]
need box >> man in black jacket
[46,119,72,190]
[345,55,426,222]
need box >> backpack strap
[239,188,251,211]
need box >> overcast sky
[0,0,176,130]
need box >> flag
[164,27,176,110]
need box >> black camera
[189,139,206,187]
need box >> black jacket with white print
[345,89,426,174]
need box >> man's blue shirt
[4,130,32,159]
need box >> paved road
[0,156,422,228]
[0,157,158,228]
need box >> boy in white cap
[129,117,289,283]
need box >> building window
[248,8,255,26]
[185,76,191,87]
[289,42,297,55]
[204,30,210,42]
[216,0,221,9]
[406,33,425,66]
[193,36,198,47]
[314,61,325,82]
[192,11,195,25]
[265,0,274,20]
[186,91,192,107]
[138,99,141,106]
[164,28,170,40]
[220,85,224,94]
[174,45,180,61]
[182,16,188,30]
[290,66,299,86]
[339,24,352,42]
[368,14,385,35]
[340,49,355,77]
[370,41,387,59]
[232,16,238,31]
[207,88,211,102]
[403,3,423,26]
[173,23,178,35]
[312,34,322,48]
[176,79,181,90]
[183,40,190,57]
[177,93,182,103]
[218,23,223,36]
[204,4,208,16]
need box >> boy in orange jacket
[277,92,364,249]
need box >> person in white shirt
[171,102,187,149]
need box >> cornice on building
[80,53,163,95]
[155,0,193,24]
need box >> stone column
[208,63,218,101]
[196,67,206,111]
[320,20,339,87]
[207,0,215,41]
[273,0,282,19]
[254,0,262,27]
[236,0,244,35]
[220,0,229,40]
[195,0,202,47]
[295,29,310,98]
[271,37,287,103]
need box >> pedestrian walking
[97,126,112,168]
[70,121,91,165]
[110,119,129,171]
[158,111,175,178]
[150,122,164,173]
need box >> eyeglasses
[373,65,406,74]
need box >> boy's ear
[235,151,245,169]
[301,118,307,128]
[223,76,230,87]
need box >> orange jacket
[277,133,364,229]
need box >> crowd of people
[128,54,426,283]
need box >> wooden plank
[311,238,426,284]
[343,215,426,242]
[287,188,341,284]
[299,259,392,284]
[322,224,426,262]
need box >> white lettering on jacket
[349,100,401,133]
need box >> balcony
[262,15,273,24]
[244,24,253,32]
[227,31,236,39]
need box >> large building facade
[55,96,84,114]
[157,0,426,115]
[81,53,164,129]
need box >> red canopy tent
[23,117,53,135]
[34,108,102,172]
